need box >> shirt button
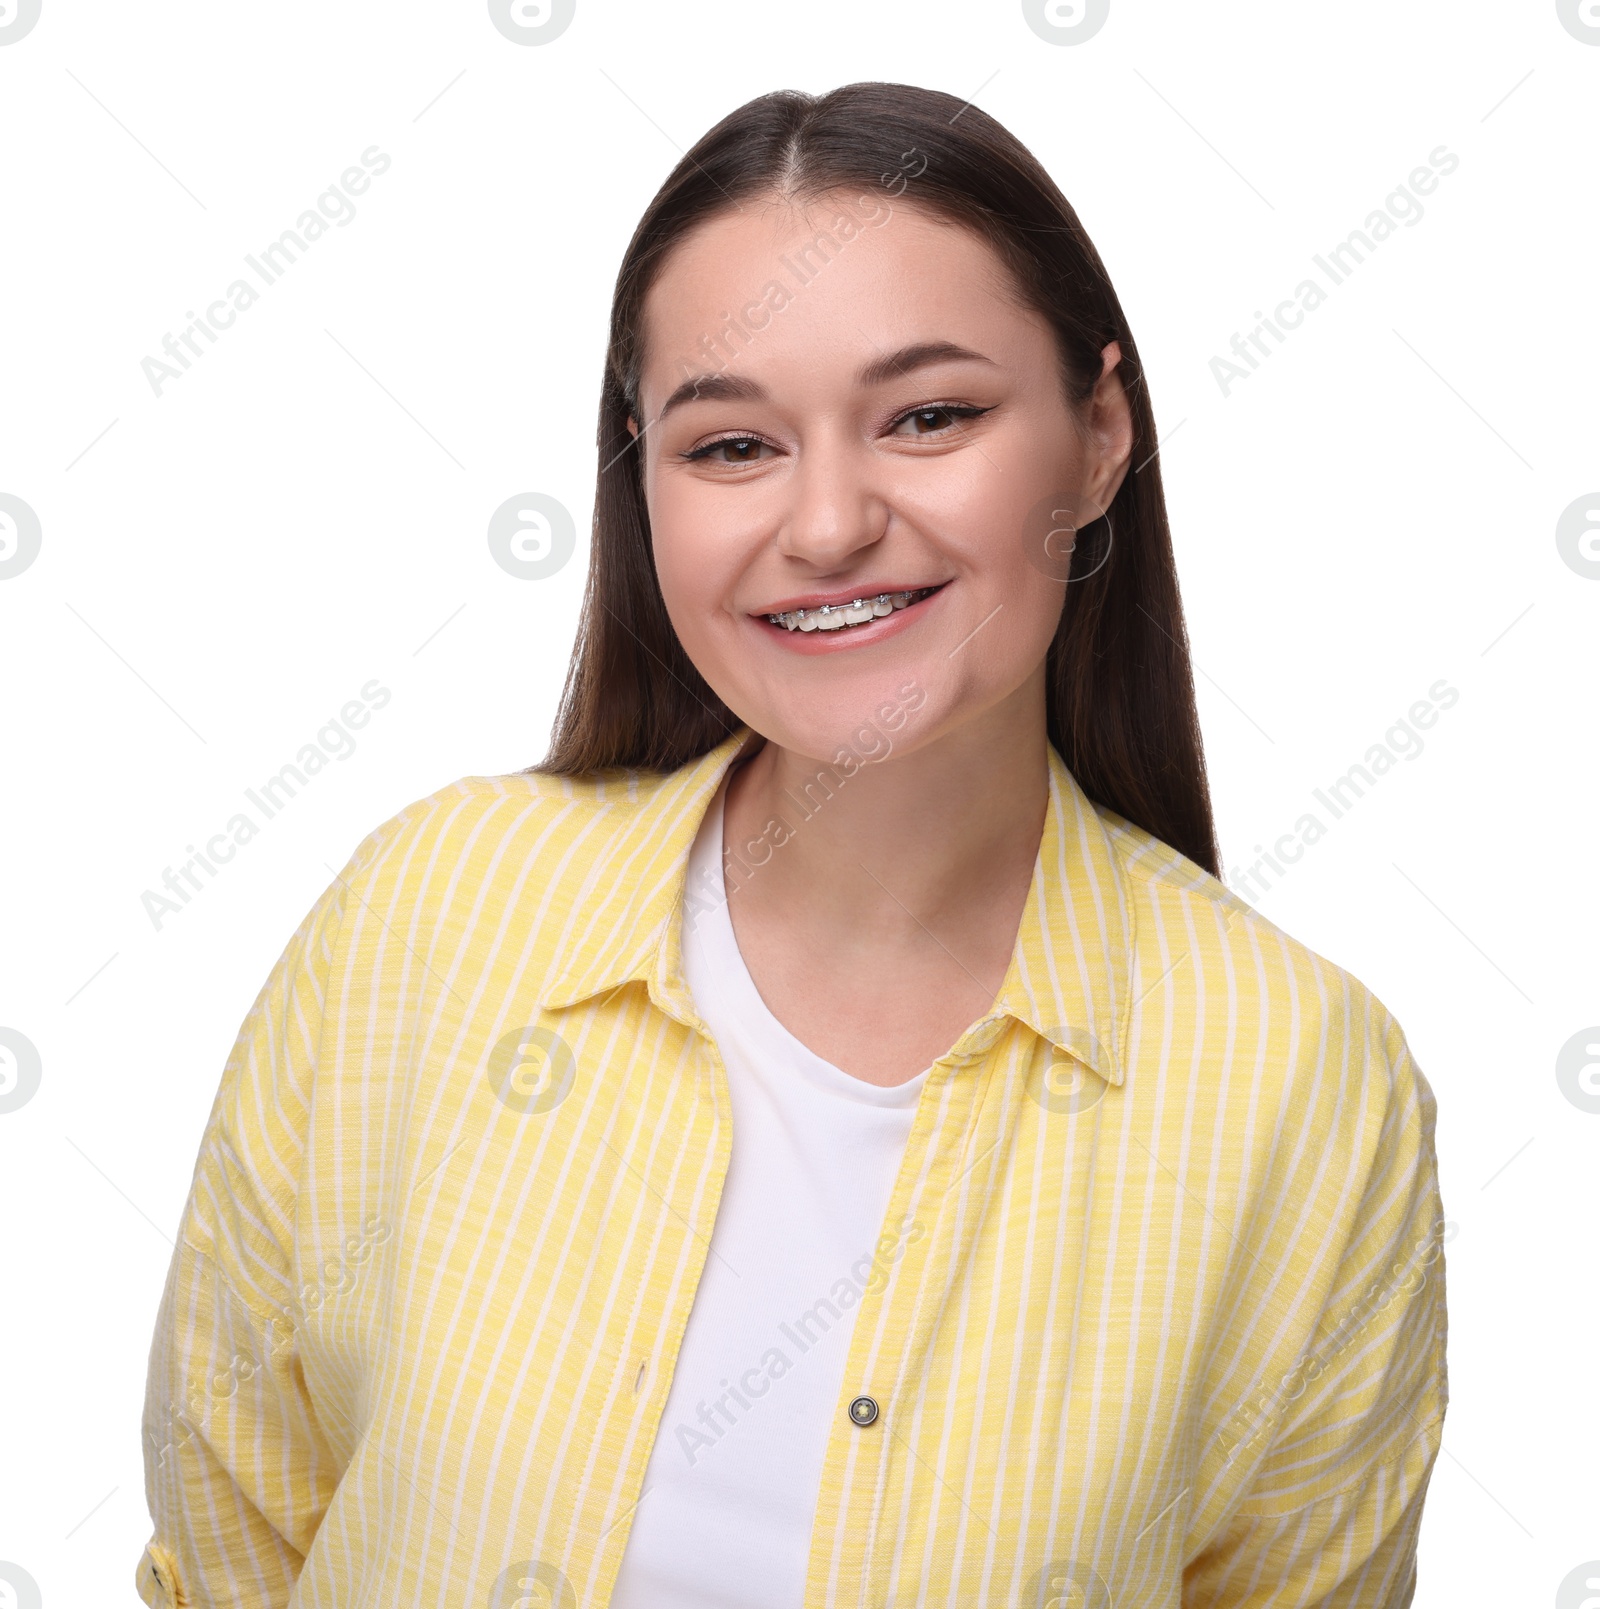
[848,1394,880,1426]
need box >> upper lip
[752,580,947,616]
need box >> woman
[136,83,1448,1608]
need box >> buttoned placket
[623,930,1029,1596]
[798,1007,1026,1601]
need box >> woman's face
[631,190,1133,765]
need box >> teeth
[766,588,935,632]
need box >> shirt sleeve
[1184,1013,1450,1607]
[134,862,357,1609]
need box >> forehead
[635,193,1037,411]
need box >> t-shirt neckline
[684,775,930,1110]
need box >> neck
[721,674,1051,995]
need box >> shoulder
[328,762,685,908]
[1097,804,1430,1132]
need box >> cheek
[648,481,747,648]
[972,434,1090,641]
[898,468,1067,647]
[982,557,1068,676]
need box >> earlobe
[626,416,640,440]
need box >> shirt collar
[538,724,1132,1088]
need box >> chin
[738,683,936,775]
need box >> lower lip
[751,586,948,654]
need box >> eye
[888,403,993,438]
[682,435,775,464]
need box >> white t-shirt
[609,774,931,1609]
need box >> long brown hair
[532,81,1219,876]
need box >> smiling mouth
[765,585,943,633]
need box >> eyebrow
[653,340,997,423]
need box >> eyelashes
[682,435,770,464]
[680,401,996,463]
[890,402,995,438]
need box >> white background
[1,1,1595,1603]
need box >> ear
[1086,340,1135,512]
[626,416,640,440]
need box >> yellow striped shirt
[136,725,1448,1607]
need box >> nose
[774,428,889,570]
